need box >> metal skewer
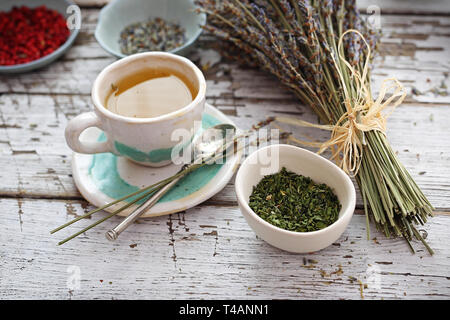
[105,124,236,241]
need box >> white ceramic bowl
[235,144,356,253]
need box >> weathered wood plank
[1,92,449,209]
[1,198,449,300]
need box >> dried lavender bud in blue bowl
[119,17,187,55]
[95,0,206,58]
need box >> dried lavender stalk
[196,0,434,254]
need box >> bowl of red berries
[0,0,80,73]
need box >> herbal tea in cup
[65,52,206,167]
[105,68,197,118]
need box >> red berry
[0,5,70,65]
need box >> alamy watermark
[366,5,381,30]
[66,265,81,290]
[365,264,381,290]
[169,122,282,175]
[66,5,82,31]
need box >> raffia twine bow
[276,29,406,176]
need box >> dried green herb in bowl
[248,167,341,233]
[119,17,186,55]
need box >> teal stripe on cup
[88,113,224,203]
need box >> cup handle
[65,112,111,154]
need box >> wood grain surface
[0,2,449,300]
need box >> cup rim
[235,144,356,237]
[91,51,206,123]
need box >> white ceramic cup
[65,52,206,167]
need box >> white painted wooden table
[1,1,449,300]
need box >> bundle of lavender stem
[196,0,434,254]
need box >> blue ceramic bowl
[0,0,80,74]
[95,0,206,58]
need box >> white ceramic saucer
[72,104,241,217]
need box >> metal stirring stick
[105,124,236,241]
